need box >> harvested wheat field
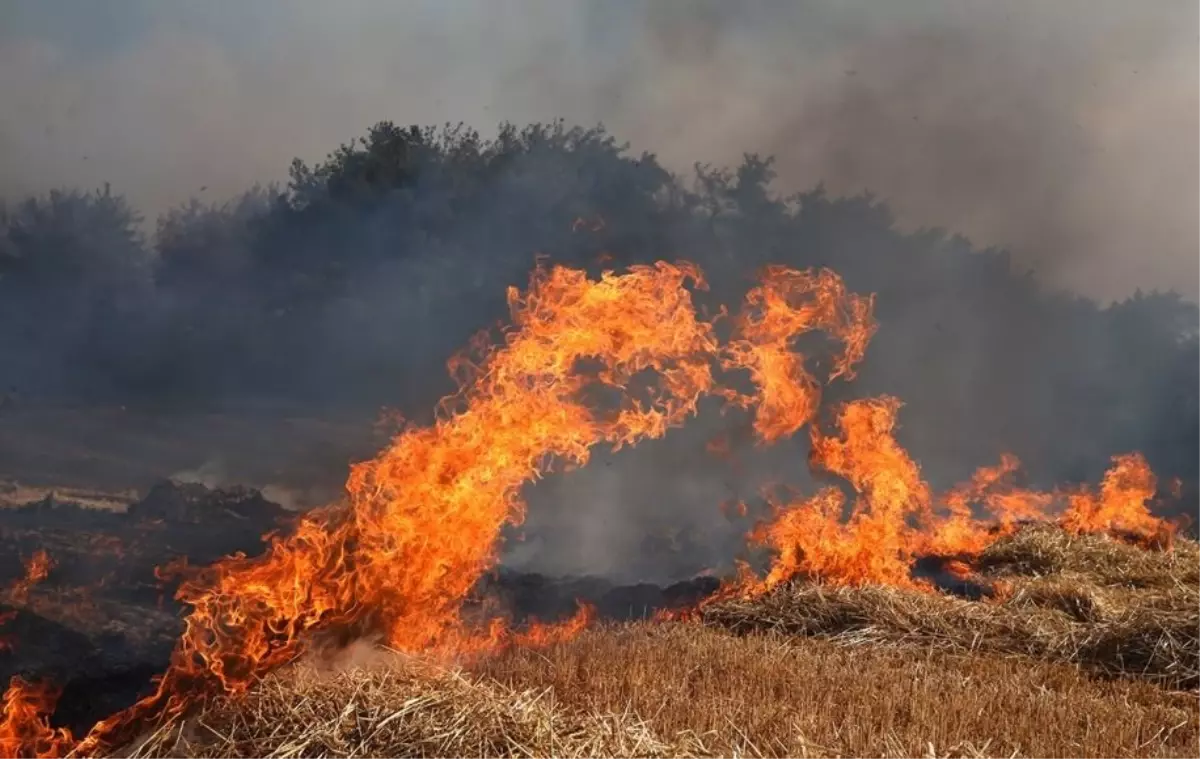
[119,526,1199,759]
[703,526,1200,690]
[127,625,1197,759]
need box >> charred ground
[0,481,726,737]
[2,478,1195,757]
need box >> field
[1,408,1197,758]
[0,405,380,511]
[125,527,1199,759]
[1,273,1196,759]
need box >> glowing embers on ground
[5,552,52,608]
[0,550,54,654]
[0,260,1179,758]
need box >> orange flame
[67,260,734,756]
[1062,453,1164,542]
[738,400,1174,595]
[0,679,73,759]
[921,453,1052,557]
[722,267,876,443]
[0,547,54,667]
[747,397,931,591]
[0,260,1179,758]
[6,551,53,607]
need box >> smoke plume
[1,0,1195,299]
[0,1,1195,582]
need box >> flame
[747,397,931,591]
[67,260,734,756]
[0,260,1180,758]
[721,266,876,443]
[739,403,1174,593]
[1062,453,1164,542]
[921,453,1052,557]
[712,269,1177,595]
[6,551,52,607]
[0,679,72,759]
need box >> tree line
[1,120,1195,496]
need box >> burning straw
[1,261,1194,758]
[702,525,1200,690]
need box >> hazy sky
[0,0,1196,301]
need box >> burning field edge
[0,260,1196,759]
[122,524,1200,759]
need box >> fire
[5,551,53,607]
[715,296,1173,595]
[0,551,38,652]
[721,266,876,443]
[746,397,931,591]
[1062,453,1163,541]
[737,401,1173,594]
[68,260,733,756]
[922,453,1053,556]
[0,680,72,759]
[0,260,1180,758]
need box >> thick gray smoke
[0,1,1195,583]
[1,0,1195,300]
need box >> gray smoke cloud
[0,1,1195,583]
[0,0,1195,301]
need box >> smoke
[1,0,1195,300]
[512,403,815,584]
[168,458,230,491]
[0,1,1195,583]
[589,1,1200,301]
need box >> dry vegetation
[704,527,1199,691]
[118,526,1200,758]
[480,624,1198,758]
[128,625,1197,759]
[127,656,677,759]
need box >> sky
[0,0,1196,301]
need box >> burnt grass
[0,482,291,733]
[0,482,721,736]
[2,482,1195,749]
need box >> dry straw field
[127,525,1199,759]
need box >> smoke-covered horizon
[0,1,1196,584]
[0,0,1196,303]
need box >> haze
[0,0,1195,302]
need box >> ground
[0,405,381,510]
[126,527,1199,759]
[2,407,1197,758]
